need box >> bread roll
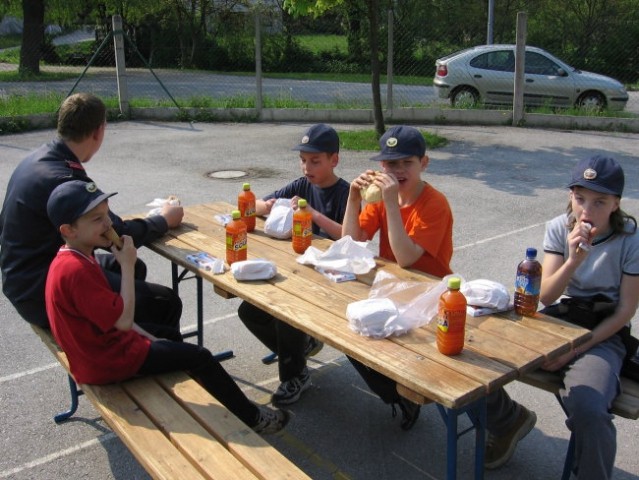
[167,195,181,206]
[104,227,123,249]
[361,171,382,203]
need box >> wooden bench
[31,325,311,480]
[520,368,639,480]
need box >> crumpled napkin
[146,196,181,217]
[231,259,277,281]
[296,235,376,274]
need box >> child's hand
[375,172,399,203]
[569,221,596,258]
[111,235,137,267]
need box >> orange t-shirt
[359,182,453,278]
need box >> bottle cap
[447,277,461,289]
[243,183,250,190]
[298,199,307,208]
[526,247,537,258]
[231,210,241,220]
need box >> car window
[525,52,562,75]
[469,51,514,72]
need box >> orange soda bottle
[238,182,256,232]
[226,210,247,265]
[292,199,312,254]
[436,277,467,356]
[514,247,542,316]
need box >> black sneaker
[272,367,311,405]
[252,406,289,434]
[304,336,324,359]
[393,396,421,431]
[485,406,537,469]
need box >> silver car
[434,44,629,111]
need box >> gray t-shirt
[544,213,639,303]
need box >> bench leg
[171,263,234,361]
[54,374,83,423]
[436,396,486,480]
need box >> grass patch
[0,92,120,116]
[0,70,79,82]
[0,34,21,50]
[339,129,447,151]
[295,34,347,55]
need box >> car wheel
[451,87,479,108]
[577,91,606,111]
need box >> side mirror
[557,68,568,77]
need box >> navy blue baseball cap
[567,155,624,196]
[370,125,426,161]
[47,180,117,228]
[292,123,339,153]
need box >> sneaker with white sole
[485,406,537,469]
[252,406,289,434]
[272,367,311,405]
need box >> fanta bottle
[292,199,312,254]
[238,183,256,232]
[226,210,247,265]
[436,277,467,356]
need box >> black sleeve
[109,212,169,247]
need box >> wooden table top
[142,201,591,410]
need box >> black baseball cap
[370,125,426,161]
[47,180,117,228]
[292,123,339,153]
[567,155,625,196]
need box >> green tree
[283,0,386,136]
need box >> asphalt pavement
[1,122,638,480]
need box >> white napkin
[146,197,181,217]
[296,235,376,274]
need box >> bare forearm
[342,191,366,241]
[114,264,136,330]
[385,203,423,267]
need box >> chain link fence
[1,2,638,130]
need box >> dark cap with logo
[47,180,117,228]
[370,125,426,161]
[567,155,624,196]
[292,123,340,153]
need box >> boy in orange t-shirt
[342,125,454,430]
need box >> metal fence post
[112,15,129,117]
[255,12,263,118]
[386,9,394,114]
[512,12,527,126]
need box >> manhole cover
[208,170,248,179]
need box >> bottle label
[293,220,312,237]
[515,273,540,296]
[226,232,247,251]
[437,309,465,333]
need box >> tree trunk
[20,0,45,75]
[367,0,385,137]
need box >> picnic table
[142,201,592,480]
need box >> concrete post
[112,15,129,117]
[513,12,527,126]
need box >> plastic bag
[296,235,376,274]
[146,195,181,217]
[231,259,277,281]
[461,279,510,310]
[346,271,461,338]
[264,198,293,239]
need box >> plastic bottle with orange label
[292,199,312,254]
[436,277,467,356]
[226,210,247,265]
[238,183,256,232]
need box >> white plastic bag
[296,235,376,274]
[347,271,461,338]
[264,198,293,239]
[461,279,510,310]
[231,259,277,281]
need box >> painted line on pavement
[454,222,546,251]
[0,433,117,478]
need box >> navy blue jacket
[0,139,167,305]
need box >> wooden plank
[157,371,312,480]
[497,309,592,348]
[123,376,259,480]
[83,383,208,480]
